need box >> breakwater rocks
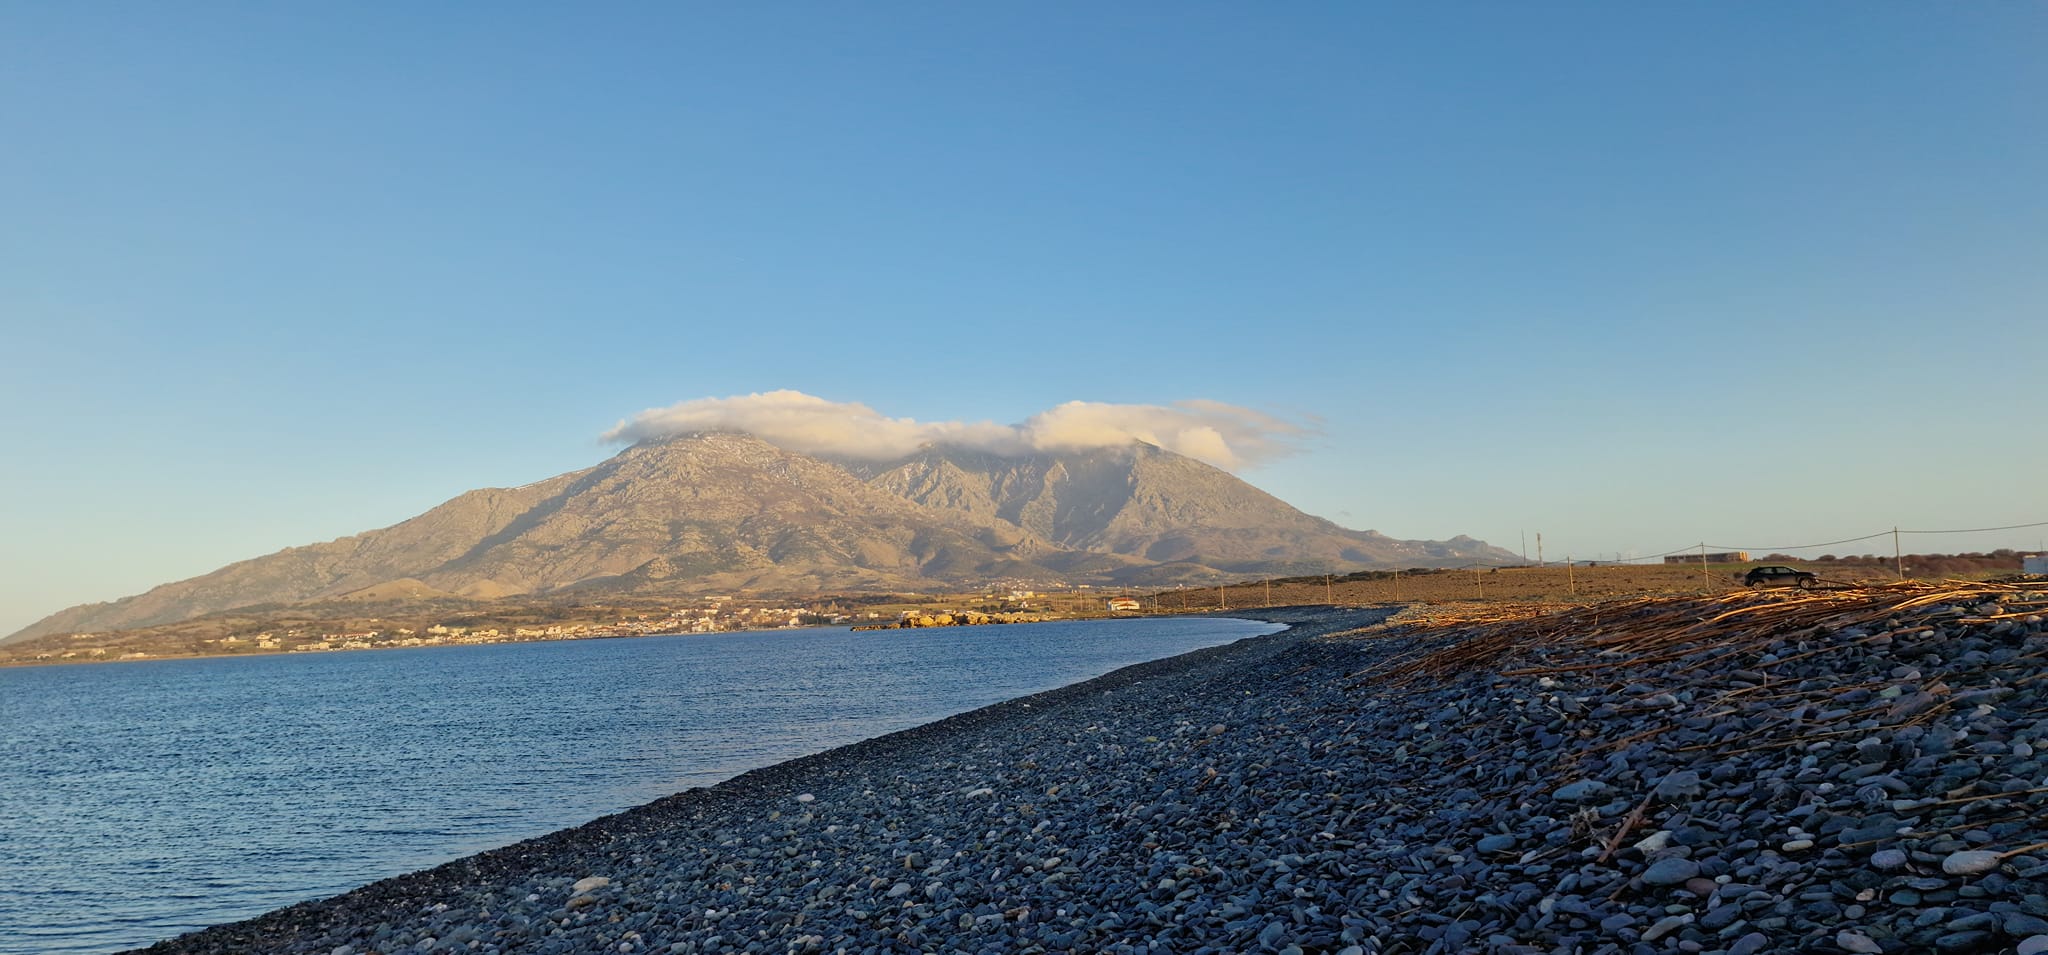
[138,593,2048,955]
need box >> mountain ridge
[7,433,1515,642]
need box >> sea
[0,616,1282,954]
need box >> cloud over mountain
[600,391,1309,471]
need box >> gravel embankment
[138,599,2048,955]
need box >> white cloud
[601,390,1309,470]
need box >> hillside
[7,433,1514,642]
[859,444,1499,571]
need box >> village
[21,599,865,663]
[16,555,2045,668]
[7,584,1154,665]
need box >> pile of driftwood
[1354,578,2048,688]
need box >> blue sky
[3,4,2044,635]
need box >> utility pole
[1474,566,1484,598]
[1567,556,1575,596]
[1218,583,1226,610]
[1700,543,1710,591]
[1324,574,1332,605]
[1521,530,1528,563]
[1264,578,1271,607]
[1894,527,1905,579]
[1537,532,1543,567]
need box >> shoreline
[0,623,857,671]
[132,606,1381,954]
[132,593,2048,955]
[3,610,1209,671]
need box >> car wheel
[1797,577,1815,589]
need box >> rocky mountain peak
[7,434,1516,643]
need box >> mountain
[6,433,1515,642]
[855,445,1494,572]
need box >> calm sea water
[0,616,1280,954]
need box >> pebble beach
[134,595,2048,955]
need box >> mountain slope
[10,472,589,642]
[404,432,1034,596]
[858,444,1507,571]
[6,435,1040,641]
[8,434,1514,642]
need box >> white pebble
[1943,850,2002,875]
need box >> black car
[1744,565,1818,588]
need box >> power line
[1451,540,1701,569]
[1403,519,2043,575]
[1650,520,2047,562]
[1900,520,2048,535]
[1702,531,1893,553]
[1604,543,1715,564]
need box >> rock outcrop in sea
[139,582,2048,955]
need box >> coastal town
[12,557,2042,667]
[4,585,1133,665]
[20,599,866,663]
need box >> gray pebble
[1643,857,1701,886]
[121,605,2048,955]
[1728,933,1770,955]
[1554,779,1614,802]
